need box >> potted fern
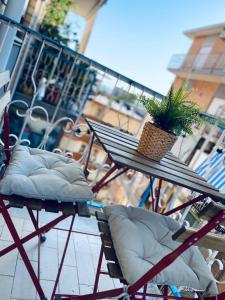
[138,83,202,161]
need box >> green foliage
[39,0,78,48]
[112,92,137,104]
[140,83,203,136]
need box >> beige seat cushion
[0,145,93,202]
[104,205,218,296]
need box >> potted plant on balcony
[138,83,202,161]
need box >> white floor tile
[73,233,91,254]
[0,225,3,237]
[0,275,13,300]
[35,280,58,300]
[89,243,101,269]
[40,246,58,281]
[0,214,4,227]
[79,284,94,295]
[19,231,39,262]
[23,219,35,232]
[40,229,57,249]
[98,275,115,291]
[0,241,18,276]
[113,278,123,288]
[1,217,24,242]
[59,265,79,294]
[87,235,101,245]
[0,209,110,299]
[58,237,76,267]
[11,259,37,300]
[76,251,95,285]
[74,216,99,235]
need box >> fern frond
[139,83,203,136]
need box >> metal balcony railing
[168,53,225,77]
[1,14,225,201]
[0,14,163,154]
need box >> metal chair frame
[0,71,91,300]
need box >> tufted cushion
[104,205,218,296]
[0,145,93,202]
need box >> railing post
[0,0,27,72]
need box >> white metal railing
[0,14,163,157]
[168,53,225,76]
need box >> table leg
[155,179,162,213]
[83,132,95,177]
[150,176,155,211]
[92,165,128,193]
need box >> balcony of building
[168,53,225,83]
[0,11,225,300]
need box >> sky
[73,0,225,96]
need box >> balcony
[0,13,225,300]
[168,53,225,83]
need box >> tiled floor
[0,208,122,300]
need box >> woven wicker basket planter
[137,122,177,161]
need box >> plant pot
[137,122,177,161]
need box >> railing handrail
[199,112,225,130]
[168,52,225,72]
[0,14,164,99]
[170,53,225,57]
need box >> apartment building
[168,22,225,115]
[168,24,225,290]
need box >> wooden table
[85,118,225,211]
[82,118,225,300]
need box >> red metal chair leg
[27,207,46,243]
[51,215,76,300]
[27,207,39,230]
[142,283,147,299]
[0,214,69,257]
[93,244,104,294]
[155,179,162,213]
[0,199,46,300]
[163,285,168,300]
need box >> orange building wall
[172,32,225,111]
[173,77,219,111]
[84,100,142,135]
[211,35,225,53]
[188,37,205,54]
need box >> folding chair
[91,204,222,300]
[54,202,225,299]
[0,70,93,300]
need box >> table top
[86,118,225,204]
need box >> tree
[39,0,79,48]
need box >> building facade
[168,23,225,290]
[168,23,225,114]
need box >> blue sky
[76,0,225,95]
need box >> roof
[70,0,106,19]
[184,22,225,39]
[89,96,145,121]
